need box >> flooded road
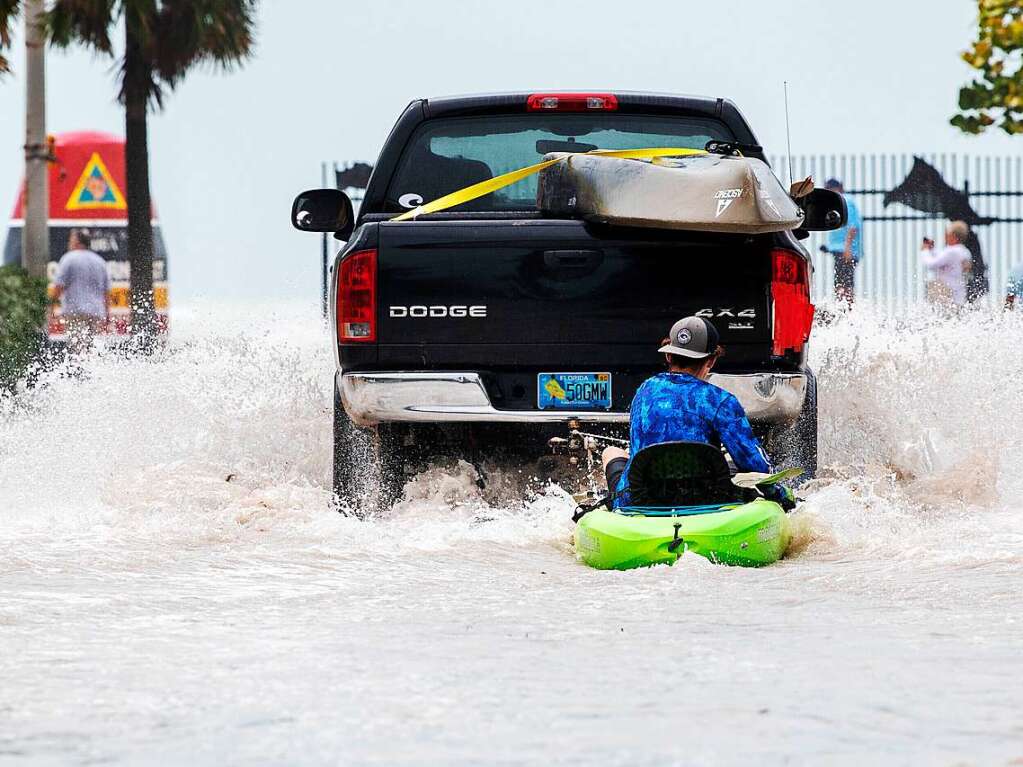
[2,303,1022,765]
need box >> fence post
[320,161,328,318]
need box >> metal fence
[320,155,1023,312]
[770,153,1023,310]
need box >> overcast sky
[0,0,1016,303]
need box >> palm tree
[1,1,257,337]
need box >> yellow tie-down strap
[391,147,708,222]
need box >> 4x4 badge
[695,307,756,319]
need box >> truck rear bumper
[338,371,807,428]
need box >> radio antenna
[783,80,794,186]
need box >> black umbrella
[884,156,990,299]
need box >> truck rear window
[385,114,734,213]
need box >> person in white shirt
[52,228,110,351]
[920,220,973,308]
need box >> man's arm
[712,395,772,474]
[842,202,861,262]
[713,395,799,509]
[843,226,858,262]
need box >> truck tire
[332,387,365,512]
[375,424,410,509]
[333,382,414,513]
[766,370,818,482]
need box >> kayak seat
[626,441,751,507]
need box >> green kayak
[574,499,790,570]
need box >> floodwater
[1,301,1022,766]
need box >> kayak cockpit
[573,442,796,570]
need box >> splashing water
[1,300,1021,765]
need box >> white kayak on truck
[536,151,805,234]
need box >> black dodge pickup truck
[292,92,843,508]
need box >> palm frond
[47,0,117,53]
[0,0,22,74]
[151,0,256,87]
[3,0,257,104]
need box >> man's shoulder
[59,249,107,275]
[636,373,668,396]
[637,372,703,399]
[682,375,735,409]
[57,250,86,271]
[61,248,98,261]
[79,250,107,269]
[703,380,742,412]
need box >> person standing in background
[52,229,110,351]
[1006,262,1023,310]
[821,178,863,307]
[920,221,972,310]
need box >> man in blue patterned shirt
[603,316,793,509]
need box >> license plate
[537,373,612,410]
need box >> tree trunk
[22,0,49,280]
[123,16,156,339]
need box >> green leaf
[953,0,1023,137]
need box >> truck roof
[419,91,760,147]
[359,91,764,220]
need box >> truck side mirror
[291,189,355,239]
[798,188,847,231]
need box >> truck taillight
[526,93,618,112]
[771,248,814,357]
[337,249,376,342]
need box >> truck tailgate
[375,219,772,369]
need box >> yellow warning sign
[66,152,127,211]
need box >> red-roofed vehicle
[3,130,169,341]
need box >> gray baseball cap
[658,317,720,359]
